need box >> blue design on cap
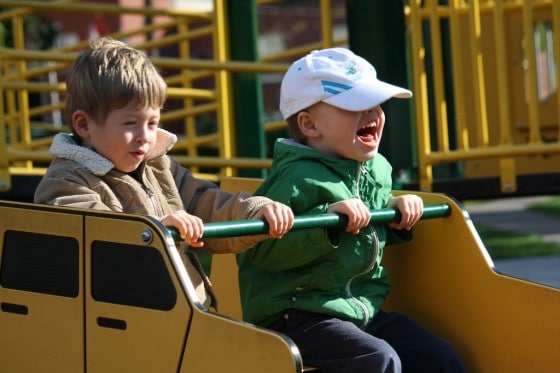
[321,80,353,95]
[345,60,358,76]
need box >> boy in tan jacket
[34,37,293,309]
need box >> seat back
[381,191,560,373]
[210,177,264,319]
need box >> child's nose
[136,125,150,142]
[362,109,377,121]
[363,106,383,120]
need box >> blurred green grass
[467,197,560,260]
[528,196,560,216]
[474,225,560,260]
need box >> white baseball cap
[279,47,412,119]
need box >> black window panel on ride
[0,230,79,297]
[91,241,176,311]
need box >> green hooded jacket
[237,138,412,329]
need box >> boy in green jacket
[237,48,465,372]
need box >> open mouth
[357,125,378,143]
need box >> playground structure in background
[1,0,560,201]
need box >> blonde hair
[65,38,167,137]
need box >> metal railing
[169,203,452,240]
[406,0,560,193]
[0,0,230,187]
[0,0,345,192]
[5,1,558,197]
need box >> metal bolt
[140,229,153,244]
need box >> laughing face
[301,102,385,162]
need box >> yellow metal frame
[5,1,560,195]
[406,0,560,193]
[0,0,345,190]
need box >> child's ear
[297,111,320,138]
[72,110,91,138]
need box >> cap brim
[322,79,412,111]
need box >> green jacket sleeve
[242,202,343,271]
[241,170,349,270]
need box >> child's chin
[355,152,377,162]
[117,164,141,173]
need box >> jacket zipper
[142,182,159,215]
[343,162,380,328]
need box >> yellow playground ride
[2,1,560,372]
[1,177,559,372]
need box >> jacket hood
[49,128,177,176]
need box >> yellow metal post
[407,0,433,191]
[213,0,234,177]
[429,0,450,153]
[0,82,11,191]
[469,0,489,147]
[522,1,541,144]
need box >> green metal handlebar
[168,203,451,241]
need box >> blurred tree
[0,12,58,49]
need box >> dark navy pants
[269,309,466,373]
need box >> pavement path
[464,196,560,289]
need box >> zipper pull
[360,163,367,175]
[143,184,154,197]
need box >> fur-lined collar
[50,128,177,176]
